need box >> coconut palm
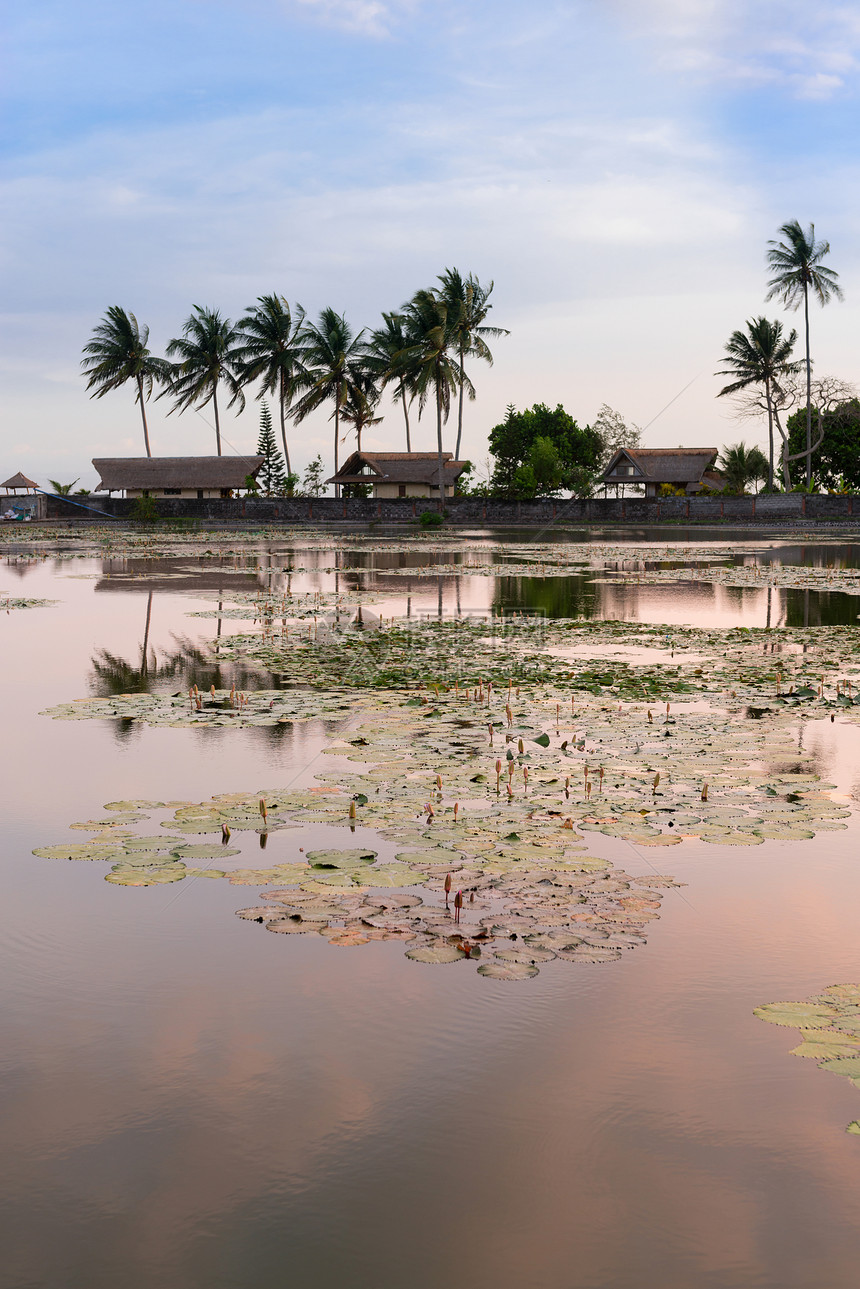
[716,317,799,490]
[163,307,245,455]
[234,294,306,475]
[365,312,416,451]
[291,309,367,495]
[402,289,461,500]
[340,372,382,454]
[717,442,769,495]
[766,220,843,488]
[81,307,172,457]
[437,269,508,461]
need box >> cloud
[289,0,415,35]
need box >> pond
[4,524,860,1289]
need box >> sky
[2,0,860,489]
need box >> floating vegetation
[0,595,57,610]
[755,986,860,1134]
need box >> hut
[92,457,264,499]
[2,472,39,495]
[601,448,723,497]
[327,452,469,498]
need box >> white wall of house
[372,482,455,498]
[123,487,234,499]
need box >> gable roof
[327,451,469,485]
[602,448,718,484]
[93,457,264,490]
[2,472,39,490]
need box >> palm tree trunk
[279,375,291,476]
[455,344,465,461]
[765,379,775,491]
[141,591,152,676]
[436,369,445,510]
[804,282,812,490]
[334,403,340,498]
[213,388,222,456]
[137,375,152,458]
[774,406,792,490]
[400,379,411,452]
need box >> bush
[129,494,159,522]
[419,510,444,528]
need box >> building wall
[124,488,230,499]
[372,482,455,499]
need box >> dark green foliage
[301,456,326,497]
[255,402,288,495]
[488,404,603,498]
[81,306,171,457]
[129,494,159,522]
[718,442,769,494]
[787,400,860,490]
[419,510,444,528]
[48,479,80,496]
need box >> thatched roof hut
[92,457,263,499]
[602,448,722,496]
[327,452,468,498]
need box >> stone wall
[41,492,860,525]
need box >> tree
[402,289,461,500]
[301,455,326,497]
[163,306,245,455]
[786,380,860,490]
[717,442,769,494]
[81,307,171,457]
[340,372,382,454]
[716,316,800,490]
[488,403,603,498]
[235,294,306,476]
[48,478,80,496]
[292,309,366,497]
[255,402,288,495]
[513,437,566,499]
[437,268,508,460]
[365,312,416,451]
[592,404,641,469]
[766,220,843,488]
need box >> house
[92,456,264,499]
[326,452,469,498]
[601,448,723,497]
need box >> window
[398,484,406,497]
[163,488,181,495]
[197,489,204,500]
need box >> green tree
[512,436,565,499]
[163,306,245,455]
[365,312,416,451]
[48,478,80,496]
[301,455,326,497]
[292,309,367,496]
[488,403,603,498]
[255,402,288,495]
[715,316,800,490]
[340,372,382,453]
[437,268,508,460]
[81,307,171,457]
[786,381,860,490]
[592,404,641,468]
[235,294,305,476]
[402,289,461,500]
[717,442,769,494]
[766,220,843,488]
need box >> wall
[40,492,860,525]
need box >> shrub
[129,494,159,522]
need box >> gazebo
[2,472,39,495]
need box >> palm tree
[402,289,461,501]
[365,312,415,451]
[163,307,245,455]
[716,317,799,490]
[717,442,769,495]
[340,372,382,454]
[437,268,508,461]
[766,220,843,489]
[81,307,171,457]
[234,294,306,475]
[291,309,367,496]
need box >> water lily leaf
[405,941,465,963]
[753,1002,838,1027]
[170,843,241,859]
[478,960,539,980]
[306,848,377,868]
[790,1030,860,1059]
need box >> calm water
[4,533,860,1289]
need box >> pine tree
[255,401,288,495]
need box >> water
[4,531,860,1289]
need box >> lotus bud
[259,798,267,821]
[518,738,524,755]
[652,772,660,793]
[453,801,459,820]
[701,783,708,802]
[488,723,494,745]
[349,800,356,820]
[647,709,652,723]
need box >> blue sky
[3,0,860,486]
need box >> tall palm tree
[291,309,367,496]
[766,220,843,489]
[437,268,508,460]
[716,317,799,490]
[402,290,461,501]
[81,307,171,457]
[365,312,415,451]
[340,371,382,454]
[234,294,306,476]
[162,307,245,455]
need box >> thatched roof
[2,472,39,490]
[93,457,263,490]
[328,452,469,486]
[602,448,718,485]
